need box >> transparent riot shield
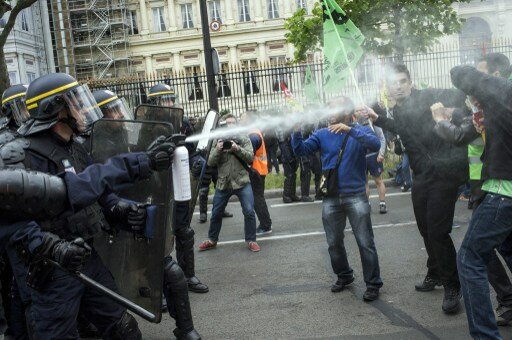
[90,119,174,323]
[134,104,184,133]
[187,109,220,224]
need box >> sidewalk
[207,178,396,203]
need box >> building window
[8,71,17,84]
[268,0,279,19]
[20,9,29,31]
[152,7,166,32]
[208,0,222,23]
[296,0,308,12]
[181,3,194,29]
[238,0,251,22]
[26,72,36,82]
[129,10,138,35]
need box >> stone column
[145,55,153,75]
[167,0,177,30]
[229,45,238,66]
[225,0,234,24]
[17,54,27,83]
[139,0,149,33]
[254,0,263,21]
[258,42,266,63]
[173,52,181,72]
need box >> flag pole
[323,0,373,130]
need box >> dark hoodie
[451,65,512,181]
[373,88,468,186]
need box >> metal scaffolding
[47,0,131,79]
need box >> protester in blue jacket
[291,96,383,301]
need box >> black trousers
[283,160,298,199]
[266,144,280,173]
[411,182,460,286]
[250,171,272,229]
[299,155,321,197]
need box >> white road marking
[269,192,411,208]
[193,191,411,215]
[214,221,417,246]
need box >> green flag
[322,0,365,93]
[304,66,321,103]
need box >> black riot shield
[134,104,184,133]
[187,109,220,224]
[90,119,174,323]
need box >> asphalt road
[138,187,512,339]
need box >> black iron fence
[87,38,512,119]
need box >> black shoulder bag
[319,134,350,198]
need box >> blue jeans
[322,192,383,289]
[208,184,257,242]
[458,193,512,339]
[402,153,412,186]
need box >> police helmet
[147,83,177,107]
[2,84,29,128]
[92,90,133,120]
[20,73,103,136]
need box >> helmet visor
[101,97,133,120]
[155,94,176,107]
[63,84,103,134]
[6,97,30,127]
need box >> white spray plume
[185,102,369,144]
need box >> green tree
[285,0,472,62]
[0,0,38,95]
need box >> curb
[207,178,396,203]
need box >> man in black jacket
[368,63,468,314]
[451,63,512,339]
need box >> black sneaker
[442,286,462,314]
[363,288,380,302]
[495,305,512,326]
[379,202,387,214]
[331,277,355,292]
[415,275,442,292]
[199,212,207,223]
[256,226,273,236]
[222,210,233,218]
[301,196,314,202]
[401,184,411,192]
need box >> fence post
[243,69,249,111]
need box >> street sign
[209,20,221,32]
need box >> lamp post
[199,0,219,111]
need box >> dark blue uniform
[3,134,151,339]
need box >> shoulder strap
[233,152,253,173]
[334,133,350,169]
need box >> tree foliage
[285,0,473,62]
[0,0,38,94]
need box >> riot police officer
[92,89,133,120]
[147,83,177,107]
[1,84,29,142]
[10,73,148,339]
[277,127,301,203]
[144,84,209,295]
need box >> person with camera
[291,96,383,301]
[198,114,260,252]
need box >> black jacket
[433,108,480,147]
[451,65,512,181]
[374,88,468,186]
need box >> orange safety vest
[251,129,268,176]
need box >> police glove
[36,233,92,271]
[147,136,176,171]
[109,201,147,233]
[191,158,204,178]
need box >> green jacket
[208,136,254,190]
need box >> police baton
[46,259,157,322]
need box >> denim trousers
[208,184,257,242]
[322,192,383,289]
[458,193,512,339]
